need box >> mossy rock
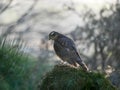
[39,65,117,90]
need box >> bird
[49,31,89,71]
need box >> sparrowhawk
[49,31,88,71]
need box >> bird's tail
[76,58,89,71]
[79,61,89,71]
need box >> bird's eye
[50,32,55,36]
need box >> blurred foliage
[39,65,117,90]
[69,2,120,72]
[0,36,53,90]
[0,36,31,90]
[28,56,54,90]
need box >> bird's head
[49,31,59,40]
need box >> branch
[1,0,38,37]
[0,0,13,14]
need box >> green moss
[39,65,117,90]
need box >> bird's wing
[57,37,80,57]
[57,37,88,71]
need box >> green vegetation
[0,37,31,90]
[0,36,53,90]
[40,65,117,90]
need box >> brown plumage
[49,31,89,71]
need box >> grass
[0,37,32,90]
[0,36,54,90]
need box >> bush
[0,36,54,90]
[0,37,31,90]
[39,65,117,90]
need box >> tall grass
[0,36,54,90]
[0,36,31,90]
